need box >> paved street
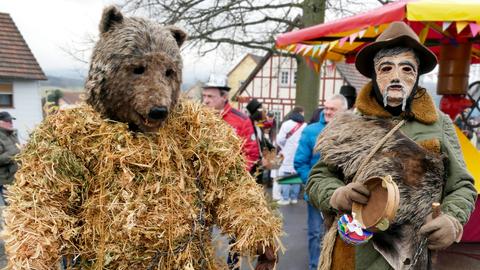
[0,194,479,269]
[215,198,310,270]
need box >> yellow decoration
[455,126,480,193]
[418,24,430,44]
[456,21,469,34]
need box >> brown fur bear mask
[86,6,186,132]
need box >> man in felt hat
[202,74,259,173]
[306,21,476,270]
[0,111,20,204]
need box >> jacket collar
[355,82,438,124]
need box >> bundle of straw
[3,99,282,269]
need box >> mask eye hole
[380,66,392,72]
[165,68,174,77]
[133,66,145,75]
[402,66,413,72]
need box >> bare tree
[118,0,382,117]
[120,0,378,55]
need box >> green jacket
[306,83,477,269]
[0,127,20,185]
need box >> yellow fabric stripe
[407,0,480,22]
[455,126,480,193]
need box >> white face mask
[374,51,419,110]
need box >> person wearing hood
[294,95,348,270]
[276,106,306,205]
[306,22,476,270]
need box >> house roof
[231,51,370,100]
[0,12,47,80]
[227,53,263,76]
[335,63,370,91]
[231,51,273,100]
[60,91,84,104]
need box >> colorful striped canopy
[276,0,480,65]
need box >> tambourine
[352,175,400,232]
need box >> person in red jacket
[202,74,259,173]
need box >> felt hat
[0,112,15,121]
[203,74,231,91]
[246,98,262,115]
[355,21,437,78]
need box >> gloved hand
[255,243,276,270]
[419,213,463,250]
[329,182,370,212]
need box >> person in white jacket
[276,107,307,205]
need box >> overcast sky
[0,0,231,83]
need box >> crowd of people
[0,21,477,270]
[199,21,476,270]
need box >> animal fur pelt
[315,112,445,270]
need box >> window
[0,83,13,108]
[280,71,289,85]
[293,71,297,85]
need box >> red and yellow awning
[276,0,480,69]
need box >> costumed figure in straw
[306,21,476,270]
[2,6,281,270]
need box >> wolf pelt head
[85,6,187,132]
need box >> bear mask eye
[133,66,145,75]
[165,68,175,77]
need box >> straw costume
[3,6,281,270]
[307,22,476,270]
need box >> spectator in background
[294,95,347,270]
[339,85,357,109]
[246,98,274,184]
[264,111,277,143]
[276,106,306,205]
[202,74,259,173]
[308,107,324,124]
[0,111,20,205]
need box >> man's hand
[329,182,370,212]
[255,244,276,270]
[419,214,463,250]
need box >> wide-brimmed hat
[203,74,231,91]
[355,21,437,78]
[246,98,262,115]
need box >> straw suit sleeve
[211,120,282,256]
[438,113,477,224]
[3,127,84,269]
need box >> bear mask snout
[148,106,169,121]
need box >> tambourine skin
[352,175,400,232]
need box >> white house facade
[0,12,47,143]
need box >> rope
[352,119,405,183]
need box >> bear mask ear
[100,6,124,34]
[166,26,187,47]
